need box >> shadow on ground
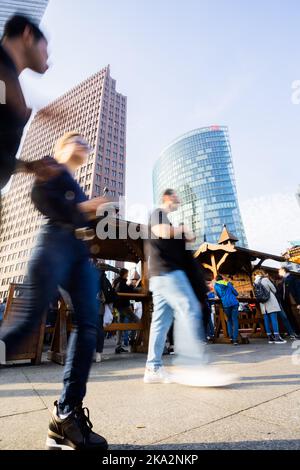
[109,439,300,450]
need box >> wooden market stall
[46,216,152,364]
[2,215,152,365]
[194,225,300,342]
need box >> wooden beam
[210,254,218,278]
[104,322,143,332]
[202,263,215,273]
[216,253,229,271]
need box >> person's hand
[81,197,118,212]
[78,197,119,219]
[182,225,196,242]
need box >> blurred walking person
[144,189,236,387]
[278,267,300,334]
[0,132,110,450]
[113,269,139,353]
[253,270,286,344]
[0,15,50,195]
[214,275,240,345]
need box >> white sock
[58,411,72,420]
[54,406,72,420]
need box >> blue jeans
[0,224,99,414]
[223,305,239,341]
[146,270,205,369]
[263,312,280,335]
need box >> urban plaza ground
[1,337,300,450]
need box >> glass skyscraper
[153,125,248,247]
[0,0,49,36]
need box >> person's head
[54,132,91,171]
[2,15,48,73]
[253,269,266,278]
[119,268,129,280]
[129,269,140,286]
[161,189,180,213]
[215,274,223,282]
[278,266,289,278]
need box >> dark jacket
[31,166,89,229]
[182,251,210,319]
[113,277,134,309]
[99,271,117,305]
[0,45,30,189]
[214,280,239,308]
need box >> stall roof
[194,242,286,275]
[88,217,148,263]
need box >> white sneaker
[143,366,172,384]
[95,352,102,363]
[171,366,238,387]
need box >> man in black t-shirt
[144,189,206,383]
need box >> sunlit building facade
[0,66,127,299]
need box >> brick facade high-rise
[0,66,127,299]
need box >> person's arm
[151,222,196,242]
[0,64,31,122]
[265,278,276,294]
[214,284,220,298]
[78,197,117,220]
[151,223,183,239]
[230,283,239,297]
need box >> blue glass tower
[153,126,248,247]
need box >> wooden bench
[213,297,266,343]
[47,292,152,365]
[2,283,47,365]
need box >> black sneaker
[289,334,300,340]
[274,335,287,344]
[46,401,108,451]
[233,341,239,346]
[268,335,275,344]
[115,346,128,354]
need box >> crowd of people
[0,13,300,451]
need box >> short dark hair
[3,14,46,41]
[216,274,223,281]
[119,268,128,278]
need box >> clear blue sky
[21,0,300,253]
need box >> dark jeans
[116,306,139,347]
[224,305,239,341]
[96,304,105,353]
[203,309,214,338]
[167,323,174,346]
[278,309,295,335]
[0,224,99,414]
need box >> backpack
[253,279,270,303]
